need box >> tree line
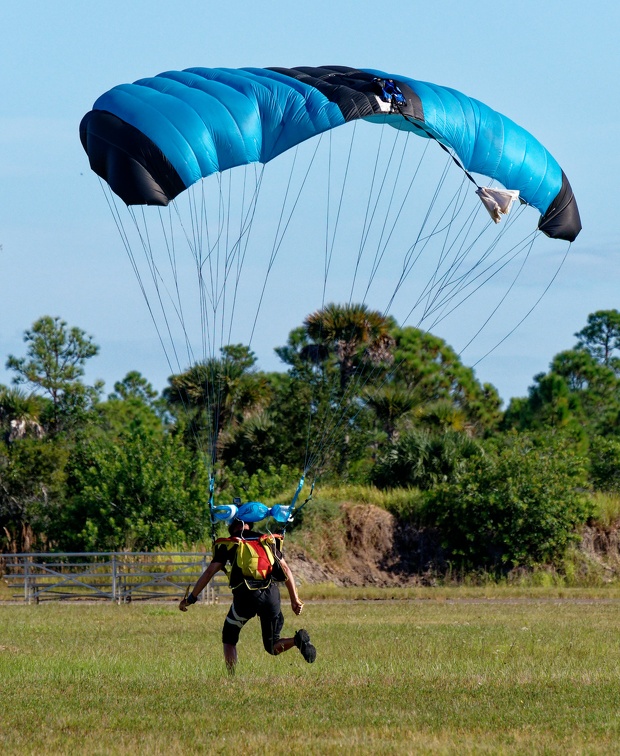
[2,307,620,571]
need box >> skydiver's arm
[279,557,304,616]
[179,560,225,611]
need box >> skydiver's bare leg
[273,637,295,655]
[223,643,237,675]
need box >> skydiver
[179,517,316,674]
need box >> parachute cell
[80,65,581,242]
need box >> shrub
[589,436,620,493]
[371,429,483,490]
[588,490,620,528]
[217,461,299,505]
[423,433,591,570]
[286,496,348,563]
[59,428,210,551]
[315,484,425,522]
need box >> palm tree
[303,303,395,393]
[372,426,482,490]
[0,387,45,442]
[363,385,421,443]
[164,345,271,459]
[418,399,468,433]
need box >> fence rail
[1,552,228,604]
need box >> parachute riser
[281,479,315,536]
[208,473,217,546]
[290,474,305,510]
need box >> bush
[217,461,299,505]
[589,436,620,493]
[286,496,347,562]
[589,490,620,528]
[58,428,210,551]
[0,438,69,551]
[371,429,483,490]
[316,483,425,522]
[423,433,591,570]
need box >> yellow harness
[215,533,283,590]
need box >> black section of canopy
[79,110,185,206]
[267,65,424,122]
[538,172,582,242]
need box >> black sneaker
[294,629,316,663]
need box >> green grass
[1,594,620,754]
[315,483,417,507]
[299,582,620,601]
[590,491,620,528]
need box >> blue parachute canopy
[80,65,580,242]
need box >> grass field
[1,594,620,754]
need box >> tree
[503,326,620,438]
[164,345,271,459]
[275,314,501,481]
[424,433,591,570]
[389,327,501,435]
[0,437,68,552]
[363,384,420,443]
[303,303,395,393]
[58,427,210,551]
[502,311,620,439]
[277,304,395,478]
[502,371,585,434]
[0,386,46,443]
[549,350,620,434]
[574,310,620,368]
[109,370,160,406]
[6,316,102,435]
[99,372,166,438]
[588,436,620,493]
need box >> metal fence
[1,552,229,604]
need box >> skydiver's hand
[291,598,304,616]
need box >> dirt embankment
[285,503,444,587]
[284,503,620,586]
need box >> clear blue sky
[1,1,618,404]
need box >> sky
[1,1,618,406]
